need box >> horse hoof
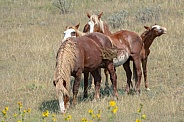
[146,88,150,91]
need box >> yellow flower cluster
[109,100,116,107]
[88,109,93,114]
[2,106,8,118]
[136,119,141,122]
[109,100,118,114]
[111,106,118,114]
[42,110,49,117]
[65,115,72,121]
[82,118,88,122]
[18,102,22,108]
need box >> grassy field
[0,0,184,121]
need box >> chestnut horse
[136,24,167,90]
[84,12,144,93]
[63,23,98,95]
[53,32,127,113]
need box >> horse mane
[140,29,151,42]
[90,15,105,33]
[72,26,86,36]
[54,39,78,96]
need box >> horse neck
[97,22,112,36]
[141,31,157,50]
[75,29,85,37]
[54,41,78,91]
[103,23,112,36]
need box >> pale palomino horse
[84,12,144,93]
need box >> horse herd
[53,12,167,113]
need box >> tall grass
[0,0,184,121]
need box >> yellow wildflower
[141,114,146,119]
[23,109,27,113]
[18,102,22,108]
[27,108,31,113]
[112,106,118,114]
[2,110,6,115]
[88,109,93,114]
[68,115,72,120]
[42,110,49,117]
[14,113,18,117]
[109,100,116,107]
[17,120,21,122]
[96,114,101,119]
[82,118,88,122]
[5,107,9,111]
[52,118,56,122]
[65,115,72,120]
[135,119,141,122]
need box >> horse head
[63,23,80,39]
[86,12,104,33]
[143,24,167,37]
[54,78,70,114]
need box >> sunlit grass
[0,0,184,122]
[1,101,148,122]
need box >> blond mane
[90,15,105,33]
[54,39,78,96]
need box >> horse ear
[144,26,150,30]
[75,23,80,29]
[98,12,103,19]
[87,12,91,18]
[66,26,68,29]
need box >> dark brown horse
[136,24,167,90]
[53,32,127,113]
[84,12,144,93]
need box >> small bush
[52,0,73,14]
[107,10,129,29]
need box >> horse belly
[113,51,129,67]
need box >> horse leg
[83,72,89,99]
[73,70,82,106]
[123,59,132,93]
[90,73,95,90]
[132,55,142,93]
[142,57,150,91]
[91,69,101,99]
[104,68,109,88]
[106,62,118,99]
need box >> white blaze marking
[59,99,65,113]
[152,25,161,29]
[63,29,76,39]
[88,21,95,33]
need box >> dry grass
[0,0,184,121]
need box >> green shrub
[52,0,73,14]
[135,5,164,23]
[107,10,129,29]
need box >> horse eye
[71,32,76,36]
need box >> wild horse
[138,24,167,90]
[53,32,127,113]
[84,12,144,93]
[84,12,167,91]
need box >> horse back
[72,36,104,72]
[110,30,143,54]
